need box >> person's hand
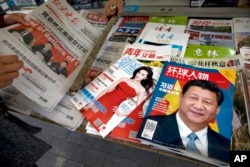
[103,0,124,22]
[3,13,29,26]
[0,55,23,89]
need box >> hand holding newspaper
[0,0,99,111]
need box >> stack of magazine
[0,0,249,166]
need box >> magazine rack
[14,1,248,166]
[67,3,250,167]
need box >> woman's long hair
[131,66,155,95]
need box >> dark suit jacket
[31,44,52,63]
[9,28,34,46]
[50,62,68,77]
[138,114,230,163]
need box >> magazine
[232,17,250,51]
[118,16,150,29]
[94,43,172,139]
[184,44,236,59]
[149,16,188,25]
[240,47,250,64]
[141,16,188,33]
[82,16,151,87]
[135,29,190,57]
[0,0,99,111]
[186,18,233,33]
[71,55,162,137]
[242,63,250,135]
[170,55,243,132]
[185,29,236,50]
[109,94,152,143]
[137,61,237,166]
[233,71,250,136]
[108,26,142,44]
[170,54,243,71]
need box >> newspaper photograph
[0,0,99,111]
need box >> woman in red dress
[82,66,155,131]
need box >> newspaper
[79,9,107,33]
[0,0,99,111]
[0,85,83,130]
[16,92,84,131]
[0,86,33,115]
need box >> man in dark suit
[31,42,53,64]
[9,27,35,46]
[138,79,230,163]
[50,60,68,77]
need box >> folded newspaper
[0,0,99,111]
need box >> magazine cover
[109,94,152,143]
[240,47,250,64]
[232,17,250,51]
[232,71,250,147]
[135,29,190,57]
[118,16,150,29]
[102,43,171,140]
[141,16,188,33]
[186,18,233,33]
[108,26,142,44]
[185,29,236,50]
[137,61,237,166]
[142,22,187,33]
[242,63,250,135]
[149,16,188,25]
[184,44,236,59]
[71,55,160,137]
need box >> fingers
[0,55,23,89]
[116,1,124,18]
[1,60,23,73]
[0,79,13,89]
[117,8,123,18]
[0,71,20,89]
[0,55,19,64]
[4,13,29,26]
[13,13,29,26]
[103,0,124,22]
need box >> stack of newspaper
[0,0,101,130]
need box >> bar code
[107,68,114,75]
[39,96,48,103]
[128,130,137,139]
[141,119,157,140]
[93,118,102,127]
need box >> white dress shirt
[176,112,208,156]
